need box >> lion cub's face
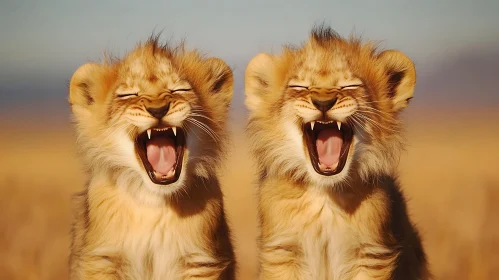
[245,28,416,187]
[69,39,232,197]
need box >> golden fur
[68,36,236,279]
[245,26,430,279]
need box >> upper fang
[147,129,152,139]
[172,127,177,136]
[337,121,341,130]
[311,121,315,130]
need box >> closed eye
[172,88,192,93]
[116,93,139,98]
[288,85,309,90]
[340,84,363,90]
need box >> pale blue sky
[1,0,498,114]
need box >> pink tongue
[316,128,343,168]
[146,137,176,175]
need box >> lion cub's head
[245,26,416,187]
[69,36,232,199]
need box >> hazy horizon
[1,0,499,116]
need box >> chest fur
[85,187,214,280]
[299,196,361,279]
[260,184,391,280]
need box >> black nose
[146,103,171,119]
[312,98,337,114]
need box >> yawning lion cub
[69,36,236,279]
[245,25,430,280]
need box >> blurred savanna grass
[0,110,498,280]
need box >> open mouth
[135,126,185,185]
[303,121,353,176]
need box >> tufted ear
[377,50,416,112]
[244,53,275,112]
[204,57,233,108]
[69,63,114,114]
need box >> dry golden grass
[0,111,498,280]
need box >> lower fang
[154,168,176,179]
[167,168,174,177]
[318,162,339,171]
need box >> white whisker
[355,109,395,123]
[189,113,221,127]
[354,113,399,133]
[185,118,221,143]
[182,123,203,141]
[356,105,395,117]
[349,115,372,140]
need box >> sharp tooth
[147,129,151,139]
[311,121,315,130]
[337,121,341,130]
[167,168,174,177]
[172,127,177,136]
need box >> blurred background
[1,0,498,279]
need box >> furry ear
[204,57,233,107]
[377,50,416,112]
[69,63,113,109]
[244,53,274,112]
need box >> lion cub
[245,26,431,279]
[68,36,236,279]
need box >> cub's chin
[303,121,353,177]
[135,126,186,186]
